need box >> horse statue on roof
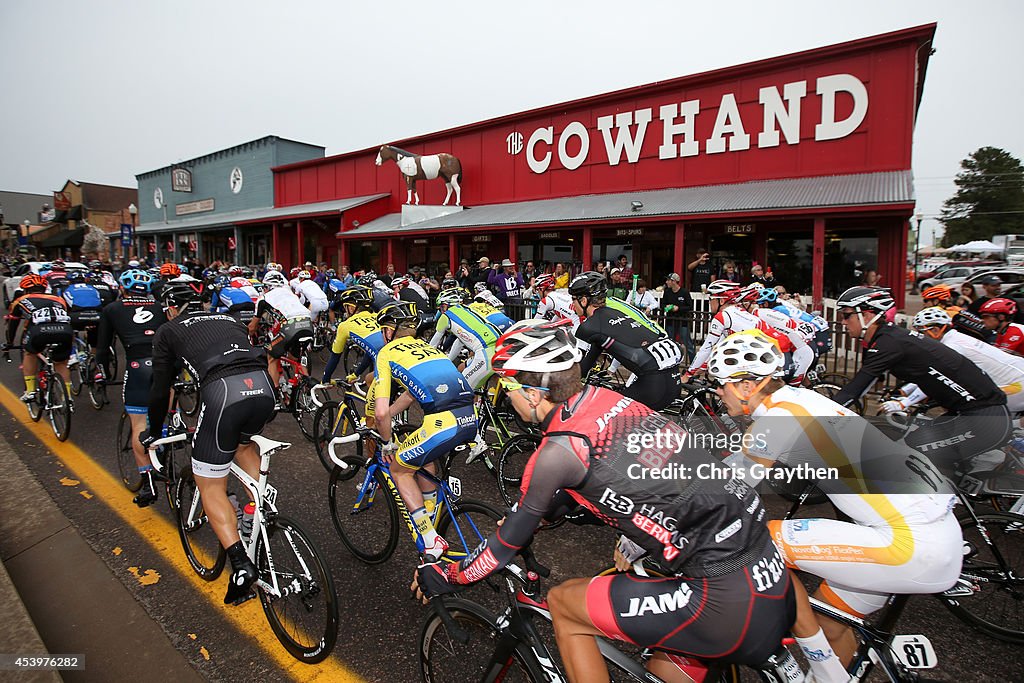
[375,145,463,206]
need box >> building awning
[133,193,389,235]
[39,227,86,248]
[341,170,914,238]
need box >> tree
[940,146,1024,246]
[81,224,109,261]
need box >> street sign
[120,223,133,246]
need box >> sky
[2,1,1022,246]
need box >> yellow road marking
[0,385,364,682]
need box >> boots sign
[519,74,867,174]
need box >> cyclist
[739,284,814,382]
[391,275,429,310]
[921,284,961,316]
[212,279,257,324]
[977,297,1024,355]
[144,279,275,605]
[371,301,476,560]
[756,286,831,367]
[472,281,504,310]
[96,269,167,507]
[469,289,515,333]
[294,269,329,322]
[5,274,75,402]
[832,286,1011,472]
[152,262,182,301]
[87,261,118,306]
[288,267,302,292]
[61,270,104,359]
[321,285,385,386]
[42,260,71,293]
[707,330,961,679]
[533,273,581,330]
[325,273,348,324]
[250,270,313,388]
[414,319,795,682]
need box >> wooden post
[812,217,825,308]
[449,233,457,273]
[673,223,685,279]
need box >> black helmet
[568,271,608,299]
[338,285,373,308]
[357,272,378,287]
[376,301,419,328]
[952,311,995,342]
[835,286,894,313]
[159,279,205,308]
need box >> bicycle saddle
[250,434,291,454]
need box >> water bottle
[240,502,255,540]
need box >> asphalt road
[0,350,1020,683]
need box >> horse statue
[375,145,463,206]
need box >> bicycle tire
[941,512,1024,643]
[435,499,504,563]
[328,456,400,564]
[419,597,536,683]
[343,345,364,376]
[312,400,342,472]
[116,411,142,492]
[256,514,339,663]
[86,356,106,410]
[174,465,227,581]
[496,435,541,510]
[70,358,84,396]
[176,374,200,417]
[47,374,71,441]
[27,388,43,422]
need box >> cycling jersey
[370,287,393,312]
[295,279,329,317]
[373,336,474,415]
[256,287,310,323]
[752,307,814,380]
[468,300,514,333]
[688,305,794,374]
[535,290,581,330]
[330,310,385,361]
[89,276,117,307]
[773,303,831,357]
[577,299,681,377]
[735,386,962,616]
[95,293,167,376]
[993,322,1024,355]
[7,293,73,361]
[229,278,259,301]
[833,324,1006,412]
[429,305,499,390]
[398,287,429,311]
[214,287,256,321]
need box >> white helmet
[493,320,582,375]
[475,289,504,309]
[262,271,288,288]
[913,306,952,330]
[708,330,785,382]
[706,279,742,299]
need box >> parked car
[917,265,996,292]
[916,259,1003,288]
[2,261,88,306]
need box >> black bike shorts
[192,371,276,478]
[69,308,101,331]
[23,323,73,362]
[268,320,314,359]
[622,370,682,411]
[904,403,1013,475]
[586,538,795,666]
[122,358,153,414]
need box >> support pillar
[582,226,593,271]
[812,217,825,309]
[386,238,395,270]
[449,234,457,273]
[339,238,349,270]
[508,231,518,264]
[673,223,685,280]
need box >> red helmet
[533,274,556,292]
[979,297,1018,317]
[19,274,48,292]
[228,265,244,277]
[159,262,181,278]
[289,267,301,279]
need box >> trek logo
[243,378,254,390]
[917,431,975,452]
[619,583,693,617]
[926,367,976,401]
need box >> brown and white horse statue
[375,145,463,206]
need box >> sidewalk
[0,431,202,683]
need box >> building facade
[269,24,935,306]
[42,181,137,260]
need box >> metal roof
[342,170,914,237]
[134,193,389,234]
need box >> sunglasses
[498,377,550,394]
[840,311,859,321]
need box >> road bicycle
[149,432,339,663]
[116,378,194,495]
[275,348,318,440]
[310,379,367,473]
[5,343,72,441]
[173,368,201,417]
[68,335,107,410]
[326,423,503,566]
[310,315,335,363]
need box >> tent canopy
[952,239,1003,252]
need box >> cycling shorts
[768,512,962,616]
[621,370,682,411]
[462,345,494,390]
[268,319,314,359]
[585,538,794,666]
[903,404,1012,474]
[192,371,276,478]
[396,404,477,469]
[69,308,102,331]
[122,358,153,414]
[23,323,73,362]
[307,299,328,319]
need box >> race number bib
[647,338,682,370]
[31,308,69,325]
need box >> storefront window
[350,241,382,273]
[766,234,812,295]
[825,230,879,297]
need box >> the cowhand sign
[519,74,867,174]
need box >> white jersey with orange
[752,306,814,379]
[732,386,961,616]
[687,305,794,373]
[535,290,580,330]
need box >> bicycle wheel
[312,400,342,473]
[292,380,317,441]
[174,465,227,580]
[116,411,142,492]
[941,512,1024,643]
[435,499,504,563]
[343,344,364,376]
[70,356,85,396]
[419,597,535,683]
[177,372,200,417]
[496,435,541,510]
[328,456,400,564]
[86,356,106,410]
[47,374,71,442]
[256,514,339,663]
[27,388,43,422]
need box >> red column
[448,233,457,273]
[272,222,279,262]
[812,217,825,308]
[295,220,304,268]
[582,226,593,271]
[508,231,518,263]
[339,236,349,270]
[386,238,395,270]
[673,223,685,279]
[896,217,909,310]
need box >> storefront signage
[171,167,193,192]
[616,228,644,237]
[53,191,71,211]
[175,198,215,216]
[538,232,560,240]
[227,236,236,250]
[472,235,491,243]
[522,74,868,174]
[725,224,755,234]
[412,238,429,245]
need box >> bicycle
[310,315,335,363]
[68,334,107,409]
[326,422,504,566]
[173,368,201,417]
[150,432,339,663]
[4,343,72,441]
[116,378,194,495]
[275,348,318,441]
[311,379,366,473]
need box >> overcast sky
[2,1,1021,245]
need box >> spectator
[626,278,657,315]
[415,266,440,295]
[616,253,633,280]
[718,259,738,282]
[553,262,569,289]
[455,260,472,289]
[379,263,397,287]
[487,258,525,302]
[660,272,695,360]
[968,275,1003,314]
[521,259,539,282]
[687,248,713,292]
[607,269,629,300]
[748,263,776,287]
[594,261,609,281]
[861,269,881,286]
[468,257,491,290]
[956,282,976,309]
[338,264,355,288]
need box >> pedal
[227,589,258,606]
[941,578,976,598]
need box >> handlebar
[310,381,337,408]
[147,432,189,472]
[327,432,362,469]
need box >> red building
[268,24,935,306]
